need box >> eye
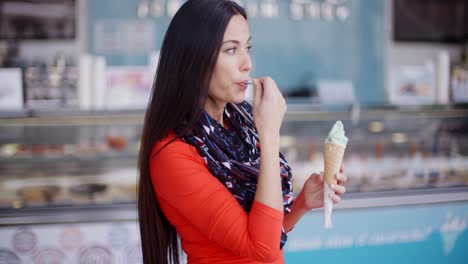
[246,45,252,52]
[225,47,236,55]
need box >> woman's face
[208,14,252,105]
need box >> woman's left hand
[298,164,347,211]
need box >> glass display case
[0,110,141,212]
[1,105,468,263]
[0,105,468,219]
[282,106,468,196]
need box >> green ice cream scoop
[325,121,349,147]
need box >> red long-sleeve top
[150,133,285,264]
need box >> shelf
[284,104,468,122]
[1,104,468,126]
[0,109,145,126]
[0,151,137,165]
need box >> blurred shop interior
[0,0,468,263]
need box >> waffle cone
[324,142,345,185]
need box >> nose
[240,51,252,74]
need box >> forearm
[254,134,283,211]
[283,192,308,232]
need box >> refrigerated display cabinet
[0,105,467,263]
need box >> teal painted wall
[87,0,385,104]
[284,202,468,263]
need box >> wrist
[284,191,309,233]
[294,191,310,214]
[259,132,280,146]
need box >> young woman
[138,0,347,263]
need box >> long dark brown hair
[138,1,247,263]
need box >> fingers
[252,77,283,106]
[253,78,262,106]
[330,183,346,195]
[256,76,269,86]
[328,171,346,204]
[329,192,342,204]
[251,76,285,136]
[336,171,347,184]
[257,77,283,101]
[331,172,347,194]
[258,77,273,99]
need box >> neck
[204,97,226,126]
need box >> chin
[231,95,245,104]
[234,91,248,103]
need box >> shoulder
[150,132,205,168]
[149,132,214,197]
[151,132,184,155]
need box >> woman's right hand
[252,77,286,140]
[252,77,286,211]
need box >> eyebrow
[222,36,251,45]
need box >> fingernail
[330,184,335,189]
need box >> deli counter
[0,105,467,263]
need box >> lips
[236,80,249,90]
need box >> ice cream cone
[323,121,348,229]
[323,142,345,229]
[324,142,345,185]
